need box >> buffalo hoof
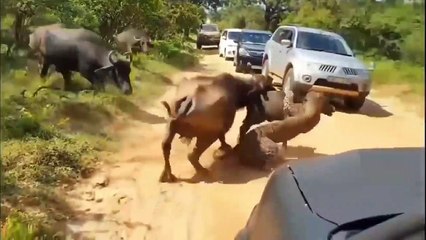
[192,168,212,182]
[213,145,233,159]
[159,170,178,183]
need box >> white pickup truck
[262,25,373,111]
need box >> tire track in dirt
[64,51,424,240]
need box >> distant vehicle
[236,147,426,240]
[233,29,272,73]
[262,25,374,111]
[196,24,221,49]
[219,28,242,60]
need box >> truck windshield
[241,32,272,44]
[202,25,219,32]
[228,32,241,41]
[296,31,352,56]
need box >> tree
[258,0,290,31]
[169,1,206,38]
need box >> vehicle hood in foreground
[294,48,366,69]
[240,42,266,52]
[290,147,425,225]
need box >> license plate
[328,77,350,84]
[251,65,262,70]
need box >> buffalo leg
[219,135,232,150]
[188,136,217,174]
[40,62,49,79]
[160,121,177,183]
[213,135,233,159]
[60,70,73,91]
[32,62,59,96]
[238,111,259,144]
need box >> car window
[296,31,352,56]
[272,28,294,43]
[228,32,241,41]
[241,32,272,44]
[222,31,227,38]
[281,29,294,42]
[272,28,284,43]
[202,25,218,32]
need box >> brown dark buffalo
[160,73,273,182]
[28,23,65,69]
[235,91,335,169]
[28,25,132,95]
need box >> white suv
[262,25,373,111]
[219,28,242,60]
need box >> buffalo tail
[161,101,172,117]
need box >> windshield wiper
[243,41,264,45]
[327,213,402,240]
[334,52,352,56]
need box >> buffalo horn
[108,50,118,64]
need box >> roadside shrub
[401,30,425,66]
[153,40,183,59]
[2,137,97,188]
[1,212,57,240]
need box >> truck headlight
[239,48,249,56]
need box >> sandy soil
[64,50,425,240]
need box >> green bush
[1,212,57,240]
[365,58,425,95]
[2,137,97,188]
[154,40,182,59]
[217,5,266,30]
[401,30,425,66]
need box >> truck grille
[315,78,358,91]
[248,51,263,57]
[319,64,337,73]
[342,67,358,75]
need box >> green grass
[360,56,425,96]
[0,48,199,238]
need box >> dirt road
[65,51,425,240]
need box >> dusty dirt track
[65,50,425,240]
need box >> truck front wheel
[344,96,366,111]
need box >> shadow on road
[179,152,271,184]
[284,145,328,160]
[115,98,166,124]
[334,98,393,118]
[201,47,219,56]
[180,145,328,184]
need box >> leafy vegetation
[1,0,204,237]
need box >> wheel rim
[283,73,294,102]
[283,75,291,93]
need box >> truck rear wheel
[261,59,269,79]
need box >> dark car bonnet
[240,42,266,52]
[289,147,425,225]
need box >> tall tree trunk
[264,7,273,31]
[184,28,190,39]
[14,13,24,47]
